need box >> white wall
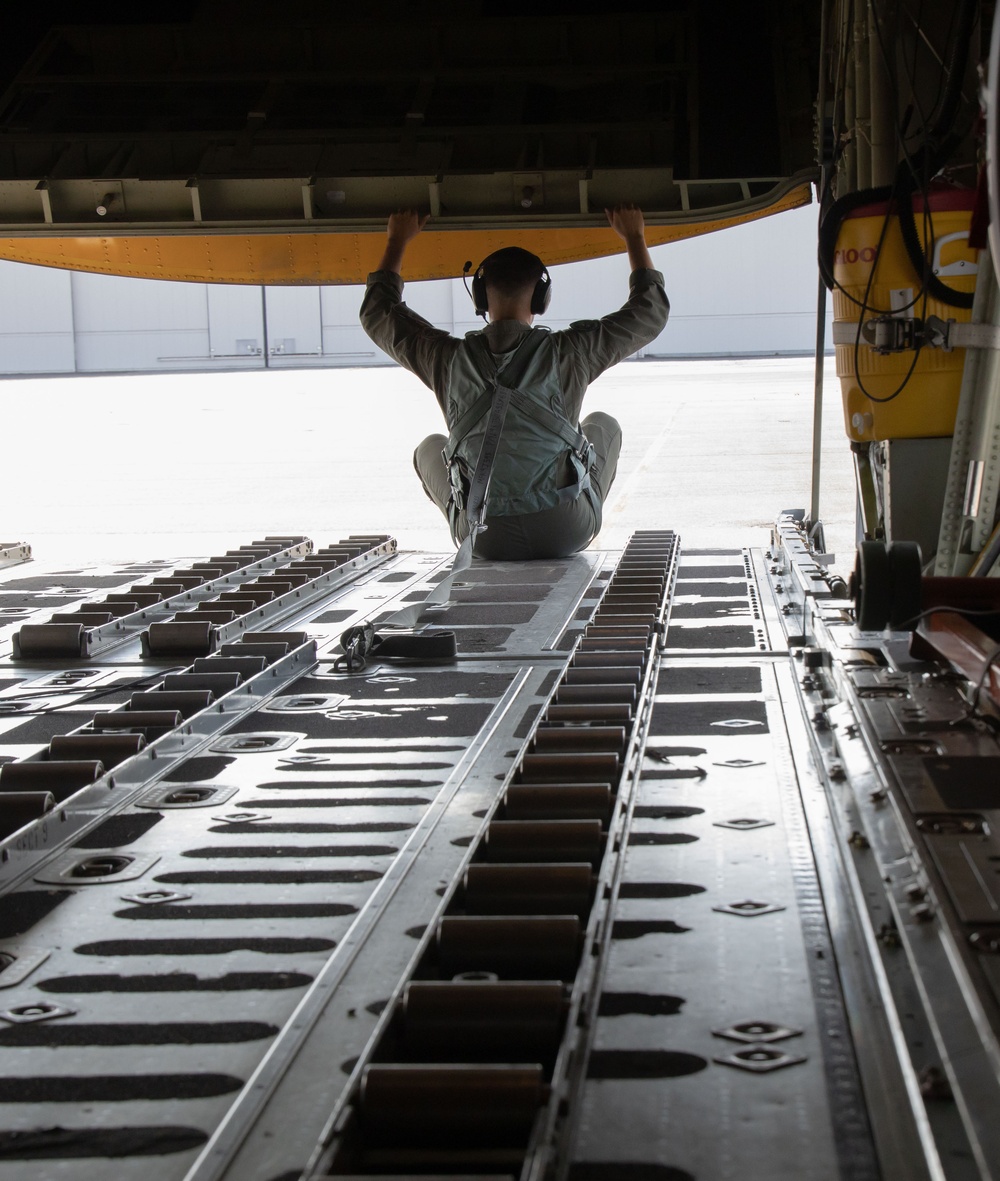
[0,204,831,376]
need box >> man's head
[472,247,552,320]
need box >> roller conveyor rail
[0,544,31,571]
[0,522,999,1179]
[11,536,315,660]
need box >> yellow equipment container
[833,189,978,442]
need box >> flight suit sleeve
[557,268,669,414]
[359,270,458,405]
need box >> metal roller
[14,623,86,658]
[191,656,268,679]
[531,725,627,752]
[48,733,145,768]
[128,690,214,717]
[399,980,567,1060]
[223,548,272,561]
[180,608,237,625]
[159,573,207,589]
[437,916,583,979]
[562,666,643,686]
[86,600,138,617]
[359,1064,547,1150]
[243,580,293,597]
[0,790,56,839]
[585,614,665,633]
[486,820,603,865]
[161,671,241,694]
[200,558,243,573]
[257,571,311,588]
[218,587,274,607]
[242,630,310,648]
[92,710,183,737]
[604,578,664,590]
[464,863,594,916]
[211,596,260,613]
[179,565,225,579]
[571,651,645,668]
[577,636,649,652]
[105,592,162,609]
[144,620,214,657]
[0,760,105,800]
[47,612,115,626]
[291,561,340,576]
[543,703,633,724]
[518,751,619,783]
[553,683,636,706]
[583,624,652,639]
[144,581,190,595]
[504,783,613,822]
[218,641,290,663]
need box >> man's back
[358,206,668,560]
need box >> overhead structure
[0,1,820,281]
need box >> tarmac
[3,355,856,575]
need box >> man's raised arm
[605,204,654,272]
[377,210,430,275]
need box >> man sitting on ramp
[360,205,668,561]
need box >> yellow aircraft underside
[0,184,811,284]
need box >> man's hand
[378,210,430,275]
[606,204,645,242]
[387,209,430,244]
[605,204,654,272]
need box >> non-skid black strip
[74,813,163,849]
[206,822,413,835]
[611,920,690,939]
[164,757,234,781]
[665,625,756,649]
[156,869,382,885]
[259,777,442,787]
[114,903,358,921]
[650,698,768,735]
[632,806,704,819]
[586,1050,707,1078]
[0,1074,243,1102]
[657,665,762,695]
[569,1164,694,1181]
[0,1022,277,1046]
[627,833,698,846]
[672,581,746,597]
[0,1126,208,1159]
[597,993,685,1017]
[675,565,744,578]
[0,891,72,941]
[75,937,336,956]
[182,845,398,859]
[40,972,312,993]
[238,797,431,809]
[266,763,453,772]
[669,602,750,620]
[617,882,705,898]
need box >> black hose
[818,0,978,307]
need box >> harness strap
[336,373,517,668]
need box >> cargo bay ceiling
[0,1,821,283]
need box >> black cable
[2,668,186,718]
[820,0,978,310]
[893,604,1000,630]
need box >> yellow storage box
[833,189,978,442]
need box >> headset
[464,251,552,319]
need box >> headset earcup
[531,271,552,316]
[471,271,489,317]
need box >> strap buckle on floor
[336,622,458,672]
